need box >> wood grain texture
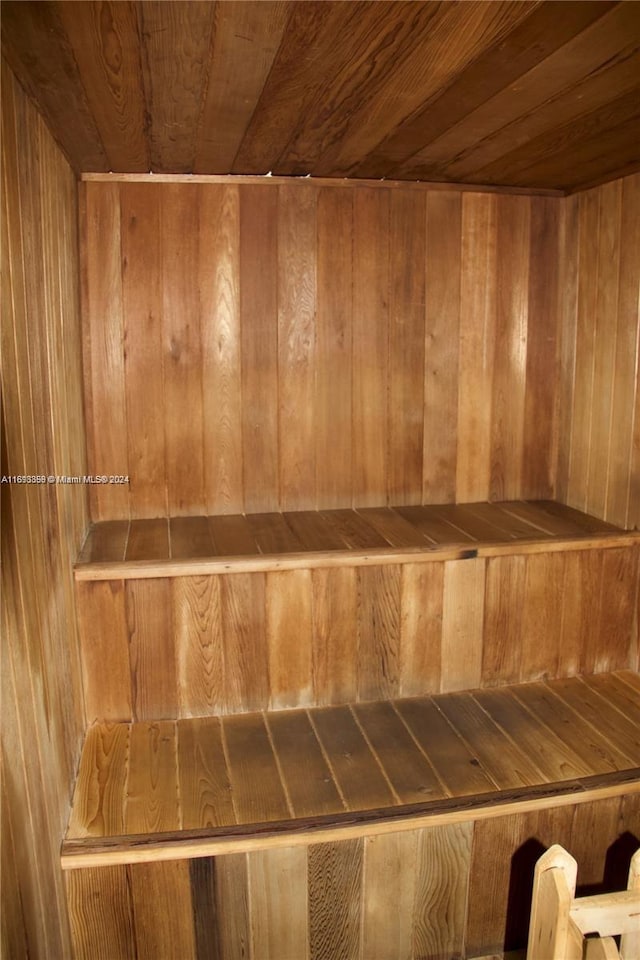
[558,173,640,529]
[2,62,89,960]
[308,839,363,960]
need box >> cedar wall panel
[82,181,562,520]
[558,172,640,531]
[76,547,639,723]
[65,794,640,960]
[1,63,89,958]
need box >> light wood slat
[200,183,243,515]
[128,861,196,959]
[352,701,446,804]
[435,692,544,789]
[220,573,268,713]
[617,671,640,696]
[520,552,564,681]
[125,579,176,721]
[248,847,309,960]
[267,569,313,710]
[487,502,554,539]
[482,555,526,685]
[174,575,224,717]
[357,565,402,700]
[177,717,235,830]
[125,721,180,834]
[511,682,632,774]
[169,516,214,560]
[361,830,418,960]
[311,566,358,706]
[212,854,251,960]
[125,518,169,561]
[471,687,594,781]
[67,724,130,840]
[441,558,485,692]
[77,521,129,564]
[247,512,305,555]
[222,713,291,823]
[395,697,497,797]
[266,710,344,817]
[310,706,395,812]
[76,580,132,723]
[65,867,136,960]
[399,562,444,697]
[208,514,258,556]
[535,500,621,534]
[356,507,428,548]
[240,184,279,513]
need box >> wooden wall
[1,62,89,958]
[82,179,562,521]
[65,793,640,960]
[76,546,638,723]
[558,172,640,531]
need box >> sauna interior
[2,2,640,958]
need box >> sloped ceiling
[2,0,639,191]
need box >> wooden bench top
[75,500,638,580]
[62,671,640,870]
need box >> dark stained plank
[435,691,544,789]
[77,521,130,564]
[353,701,446,804]
[177,717,235,830]
[266,709,344,817]
[471,686,594,781]
[319,510,389,550]
[189,857,221,960]
[395,697,497,796]
[208,514,258,556]
[222,712,291,823]
[247,512,305,555]
[356,507,428,548]
[169,516,215,560]
[512,681,632,773]
[310,705,395,811]
[125,518,169,562]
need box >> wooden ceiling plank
[467,89,640,189]
[137,0,215,173]
[194,1,290,174]
[505,114,640,193]
[56,1,149,172]
[398,1,639,181]
[231,0,359,174]
[273,0,452,176]
[310,0,540,179]
[0,0,108,172]
[443,47,640,182]
[355,0,618,179]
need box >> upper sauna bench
[75,499,639,580]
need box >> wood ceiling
[2,0,639,192]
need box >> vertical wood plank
[412,823,473,960]
[84,181,129,519]
[399,562,443,696]
[441,558,485,692]
[352,188,389,505]
[267,569,313,709]
[215,854,252,960]
[174,576,224,718]
[201,183,243,514]
[125,720,180,834]
[308,840,363,960]
[388,190,426,505]
[490,194,530,501]
[162,183,204,515]
[357,565,402,701]
[129,861,196,959]
[240,184,279,513]
[248,847,309,960]
[65,867,136,960]
[520,553,565,682]
[189,857,221,960]
[457,193,497,501]
[120,182,166,517]
[423,191,461,503]
[126,579,176,721]
[555,193,580,504]
[361,831,418,960]
[278,184,317,510]
[311,567,358,705]
[482,555,525,686]
[316,187,353,507]
[76,580,132,723]
[523,195,560,499]
[560,549,603,676]
[221,572,268,713]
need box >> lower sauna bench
[63,673,640,959]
